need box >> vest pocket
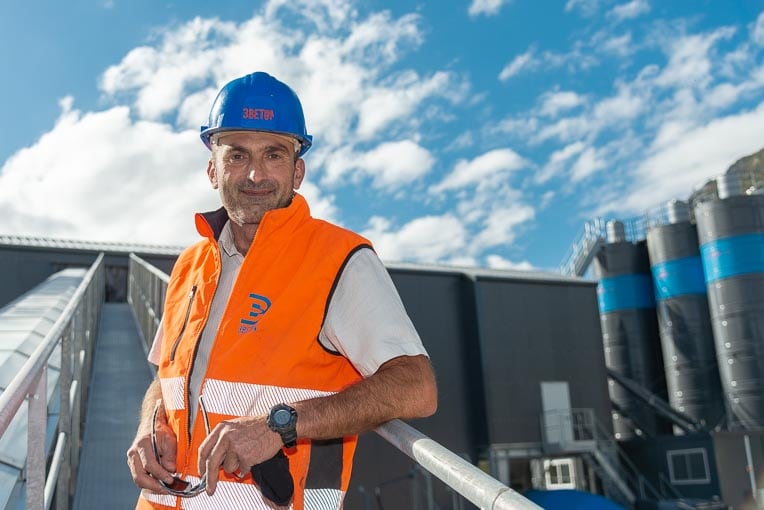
[170,285,197,361]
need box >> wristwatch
[267,403,298,448]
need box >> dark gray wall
[0,245,177,307]
[475,277,613,443]
[347,270,483,510]
[620,433,722,501]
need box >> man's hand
[197,415,283,495]
[126,401,178,493]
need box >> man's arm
[126,378,177,492]
[198,354,437,494]
[294,353,436,438]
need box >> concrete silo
[695,176,764,429]
[593,221,669,439]
[647,200,725,431]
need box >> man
[126,71,437,509]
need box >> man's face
[207,131,305,226]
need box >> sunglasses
[150,397,294,505]
[151,397,211,497]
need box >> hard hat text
[242,108,275,121]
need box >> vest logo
[239,293,271,334]
[242,107,274,121]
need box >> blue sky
[1,0,763,272]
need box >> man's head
[207,130,305,226]
[201,72,311,226]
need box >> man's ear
[293,158,306,190]
[207,159,218,189]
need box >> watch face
[273,408,293,427]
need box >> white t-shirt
[149,221,427,418]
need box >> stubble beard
[221,181,295,226]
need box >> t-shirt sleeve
[148,319,163,366]
[319,248,429,377]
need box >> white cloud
[565,0,604,17]
[499,49,538,81]
[608,0,650,22]
[592,82,644,123]
[264,0,356,32]
[655,26,737,90]
[356,71,455,140]
[100,17,236,120]
[534,81,645,143]
[322,140,434,189]
[623,101,764,211]
[499,42,604,82]
[539,90,586,117]
[485,255,535,271]
[537,141,586,183]
[0,99,213,245]
[534,115,589,144]
[359,140,435,188]
[601,32,635,57]
[472,204,535,250]
[570,146,607,182]
[431,149,527,192]
[540,191,556,209]
[362,215,467,262]
[495,115,539,137]
[468,0,511,17]
[753,11,764,46]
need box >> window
[544,458,576,489]
[667,448,710,485]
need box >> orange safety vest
[137,194,371,510]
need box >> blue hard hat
[200,72,313,156]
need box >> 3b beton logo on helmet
[242,108,274,121]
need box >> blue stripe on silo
[651,256,706,300]
[701,233,764,283]
[597,274,655,313]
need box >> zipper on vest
[170,285,197,362]
[186,332,203,440]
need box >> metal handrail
[127,253,169,355]
[0,254,105,510]
[590,413,663,501]
[126,254,542,510]
[559,215,649,276]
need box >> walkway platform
[72,303,153,509]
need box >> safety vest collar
[194,193,310,242]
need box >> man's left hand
[197,416,283,495]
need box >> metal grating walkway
[72,303,153,509]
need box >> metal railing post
[57,323,73,510]
[27,367,48,510]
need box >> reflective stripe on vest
[159,377,185,410]
[139,484,344,510]
[201,378,334,416]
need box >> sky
[1,0,763,272]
